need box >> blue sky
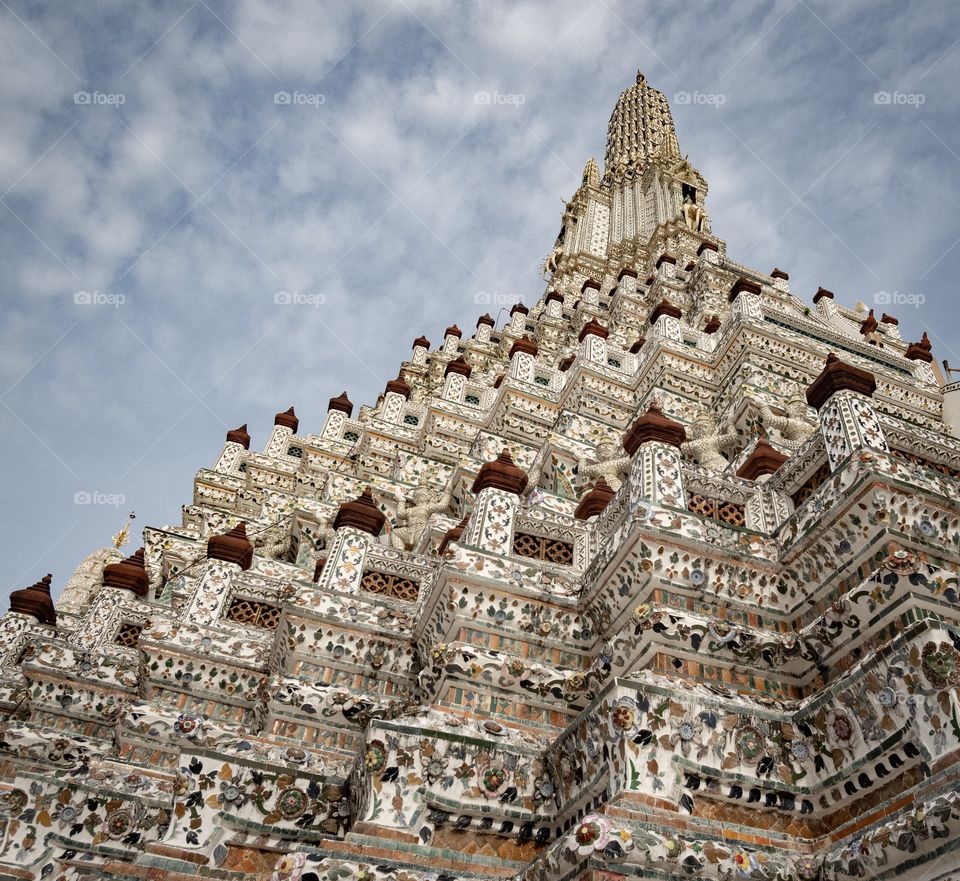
[1,0,959,604]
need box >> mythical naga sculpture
[757,396,816,447]
[681,410,739,471]
[523,456,543,499]
[577,442,632,491]
[542,242,564,279]
[389,480,453,551]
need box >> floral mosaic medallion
[364,739,387,773]
[794,855,822,880]
[173,713,202,739]
[104,808,135,839]
[735,726,765,762]
[567,815,634,859]
[921,641,960,688]
[276,787,308,820]
[610,696,639,736]
[481,765,509,797]
[220,782,243,804]
[825,709,859,749]
[272,852,306,881]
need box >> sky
[1,0,959,605]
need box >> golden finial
[112,511,136,549]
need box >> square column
[806,354,887,470]
[463,450,528,555]
[623,401,688,510]
[214,425,250,473]
[729,277,763,320]
[508,336,539,383]
[264,406,299,457]
[182,525,254,626]
[321,392,354,440]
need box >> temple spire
[581,157,600,188]
[604,70,681,179]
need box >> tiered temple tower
[1,72,959,881]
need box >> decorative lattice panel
[790,462,832,508]
[114,622,146,648]
[893,448,960,479]
[512,532,574,566]
[686,494,746,528]
[360,570,420,602]
[225,597,281,630]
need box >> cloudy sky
[1,0,959,604]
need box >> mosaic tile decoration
[1,71,958,881]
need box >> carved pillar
[508,336,538,383]
[697,240,720,266]
[214,424,250,473]
[411,335,430,367]
[813,286,835,321]
[806,354,887,470]
[182,526,254,627]
[655,253,677,281]
[729,278,763,320]
[442,324,462,355]
[509,302,529,334]
[2,574,58,664]
[580,278,601,307]
[579,318,609,365]
[322,391,354,440]
[623,401,688,510]
[747,488,792,532]
[463,450,528,555]
[615,267,638,297]
[314,489,385,594]
[0,612,36,667]
[770,267,789,294]
[264,406,298,457]
[72,549,151,647]
[545,290,564,319]
[443,356,471,403]
[382,374,411,424]
[574,478,615,521]
[905,332,936,385]
[649,301,683,343]
[475,314,495,344]
[737,439,791,531]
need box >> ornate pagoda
[2,71,960,881]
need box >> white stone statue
[681,411,739,471]
[302,512,337,563]
[577,442,631,492]
[757,396,816,445]
[389,481,453,551]
[681,193,707,232]
[250,519,291,560]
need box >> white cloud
[1,0,960,600]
